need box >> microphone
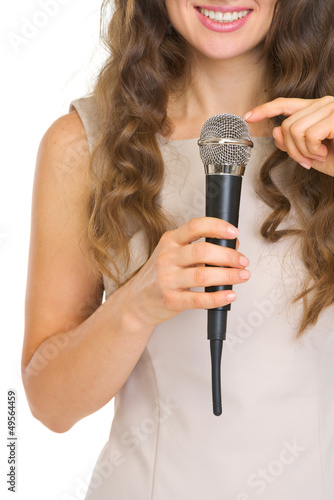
[198,114,253,416]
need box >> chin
[196,45,250,61]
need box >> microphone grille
[199,113,252,167]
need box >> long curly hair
[85,0,334,336]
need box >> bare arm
[22,111,250,433]
[22,111,155,433]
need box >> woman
[22,0,334,498]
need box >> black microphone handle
[206,174,243,326]
[205,174,243,415]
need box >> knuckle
[190,293,203,309]
[192,241,208,261]
[188,217,202,234]
[213,218,225,233]
[224,249,236,267]
[289,122,303,138]
[155,252,169,271]
[209,293,222,309]
[275,97,286,108]
[281,119,290,133]
[160,230,173,245]
[225,268,235,283]
[163,290,178,309]
[321,96,334,110]
[305,130,319,150]
[276,97,285,104]
[193,267,208,286]
[321,95,334,105]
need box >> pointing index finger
[243,98,314,123]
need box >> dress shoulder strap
[69,96,100,155]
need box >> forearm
[22,285,155,433]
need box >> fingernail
[227,292,237,301]
[240,270,251,280]
[243,111,252,120]
[314,156,327,162]
[227,225,239,236]
[240,256,249,267]
[300,162,311,170]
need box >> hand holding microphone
[123,216,249,329]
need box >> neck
[167,46,272,139]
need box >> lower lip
[195,8,252,33]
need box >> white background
[1,1,115,499]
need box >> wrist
[107,282,156,341]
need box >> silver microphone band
[204,164,245,176]
[197,136,254,148]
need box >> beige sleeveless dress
[70,97,334,500]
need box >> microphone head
[198,114,253,170]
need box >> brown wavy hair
[85,0,334,336]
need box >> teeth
[200,8,250,23]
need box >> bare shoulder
[42,108,87,145]
[37,109,90,183]
[34,109,93,235]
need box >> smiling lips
[199,8,251,23]
[195,5,253,32]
